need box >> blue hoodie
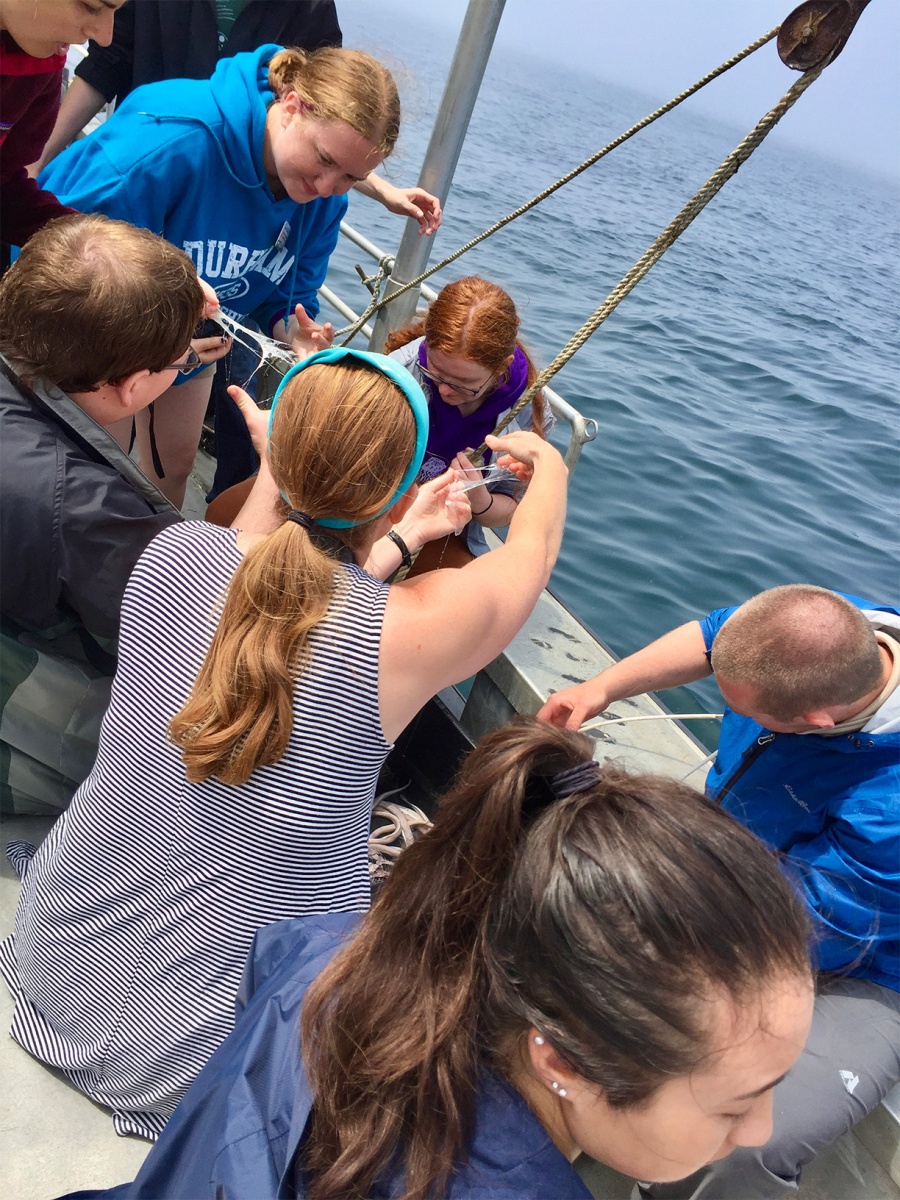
[40,45,346,332]
[700,595,899,991]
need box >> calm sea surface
[325,8,899,733]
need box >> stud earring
[550,1080,568,1098]
[534,1035,545,1045]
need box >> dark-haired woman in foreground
[75,719,814,1200]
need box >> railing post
[368,0,507,351]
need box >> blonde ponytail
[169,524,339,785]
[169,361,416,784]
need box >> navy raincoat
[62,913,592,1199]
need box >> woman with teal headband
[6,348,569,1139]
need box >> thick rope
[487,63,826,447]
[337,27,780,345]
[332,254,393,339]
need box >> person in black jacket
[0,213,210,815]
[29,0,439,231]
[30,0,343,171]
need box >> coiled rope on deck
[334,25,781,344]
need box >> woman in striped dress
[1,348,569,1139]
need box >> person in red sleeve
[0,0,124,250]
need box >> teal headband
[268,347,429,529]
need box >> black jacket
[0,357,180,810]
[75,0,342,104]
[0,356,178,645]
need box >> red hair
[385,276,547,435]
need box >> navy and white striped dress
[0,522,391,1139]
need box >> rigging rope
[487,62,826,447]
[335,25,780,343]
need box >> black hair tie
[286,510,315,530]
[551,760,602,800]
[521,758,602,824]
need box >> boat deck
[2,464,896,1199]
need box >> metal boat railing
[318,220,599,474]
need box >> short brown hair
[0,214,204,393]
[268,47,400,156]
[711,584,883,720]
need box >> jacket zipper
[712,732,779,805]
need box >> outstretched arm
[537,621,712,730]
[353,174,442,236]
[379,431,568,740]
[28,77,106,176]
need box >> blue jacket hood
[40,46,346,328]
[170,42,275,192]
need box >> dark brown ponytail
[301,718,811,1200]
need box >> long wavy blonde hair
[169,361,416,785]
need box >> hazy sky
[338,0,900,183]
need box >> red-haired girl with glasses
[386,275,553,570]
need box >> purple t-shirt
[416,341,529,482]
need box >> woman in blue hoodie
[41,44,438,507]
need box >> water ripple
[327,15,898,686]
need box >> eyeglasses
[166,347,203,375]
[419,361,495,400]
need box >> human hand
[379,182,443,235]
[198,278,221,318]
[450,450,492,513]
[398,469,471,547]
[189,280,230,363]
[494,452,534,485]
[192,331,232,365]
[536,680,609,730]
[227,384,269,458]
[485,431,563,475]
[286,303,334,359]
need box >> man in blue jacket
[539,584,899,1198]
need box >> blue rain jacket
[62,914,592,1200]
[701,595,900,991]
[40,45,345,331]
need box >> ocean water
[325,8,899,730]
